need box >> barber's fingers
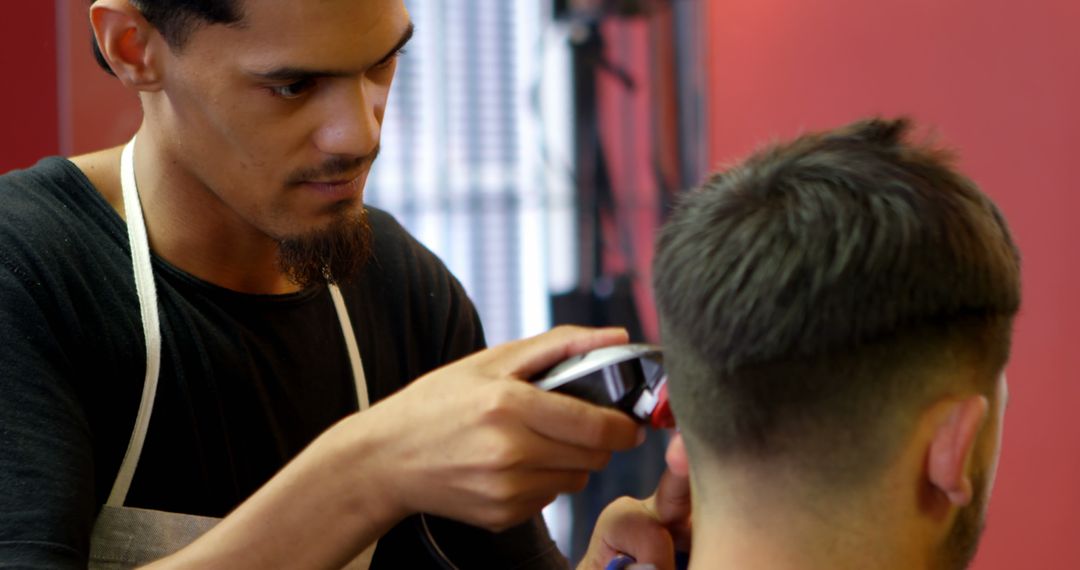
[519,388,642,451]
[456,469,590,531]
[476,325,629,379]
[479,427,617,472]
[651,468,691,527]
[581,497,677,570]
[646,466,692,552]
[464,469,591,503]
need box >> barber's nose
[314,78,384,158]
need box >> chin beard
[939,469,989,570]
[277,208,373,289]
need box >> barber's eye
[269,78,316,99]
[371,49,407,73]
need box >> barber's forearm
[141,413,404,570]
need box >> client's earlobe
[666,432,691,478]
[926,395,990,506]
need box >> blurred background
[2,0,1078,568]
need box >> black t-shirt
[0,158,566,569]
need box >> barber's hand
[577,437,692,570]
[354,325,643,531]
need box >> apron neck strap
[106,137,368,507]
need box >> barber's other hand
[354,325,643,531]
[577,437,692,570]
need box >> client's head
[653,118,1020,570]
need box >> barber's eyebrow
[378,22,414,65]
[250,22,414,81]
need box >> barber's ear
[926,395,990,506]
[90,0,165,90]
[666,432,691,478]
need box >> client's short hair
[653,118,1020,487]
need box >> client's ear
[666,432,691,478]
[926,395,990,506]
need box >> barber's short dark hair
[92,0,244,76]
[654,118,1020,486]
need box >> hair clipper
[532,344,674,429]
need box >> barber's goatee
[277,209,373,289]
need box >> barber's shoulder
[68,147,124,215]
[361,205,464,299]
[0,158,74,231]
[364,205,412,242]
[0,152,121,272]
[1,148,121,220]
[365,206,441,269]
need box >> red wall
[0,1,140,173]
[597,17,664,343]
[703,1,1080,568]
[0,2,58,171]
[59,0,142,155]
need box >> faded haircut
[653,118,1020,485]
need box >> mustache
[287,145,381,185]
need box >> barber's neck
[685,464,933,570]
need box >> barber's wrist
[315,410,411,533]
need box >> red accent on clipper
[649,379,675,429]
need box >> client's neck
[685,466,932,570]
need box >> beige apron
[88,138,377,569]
